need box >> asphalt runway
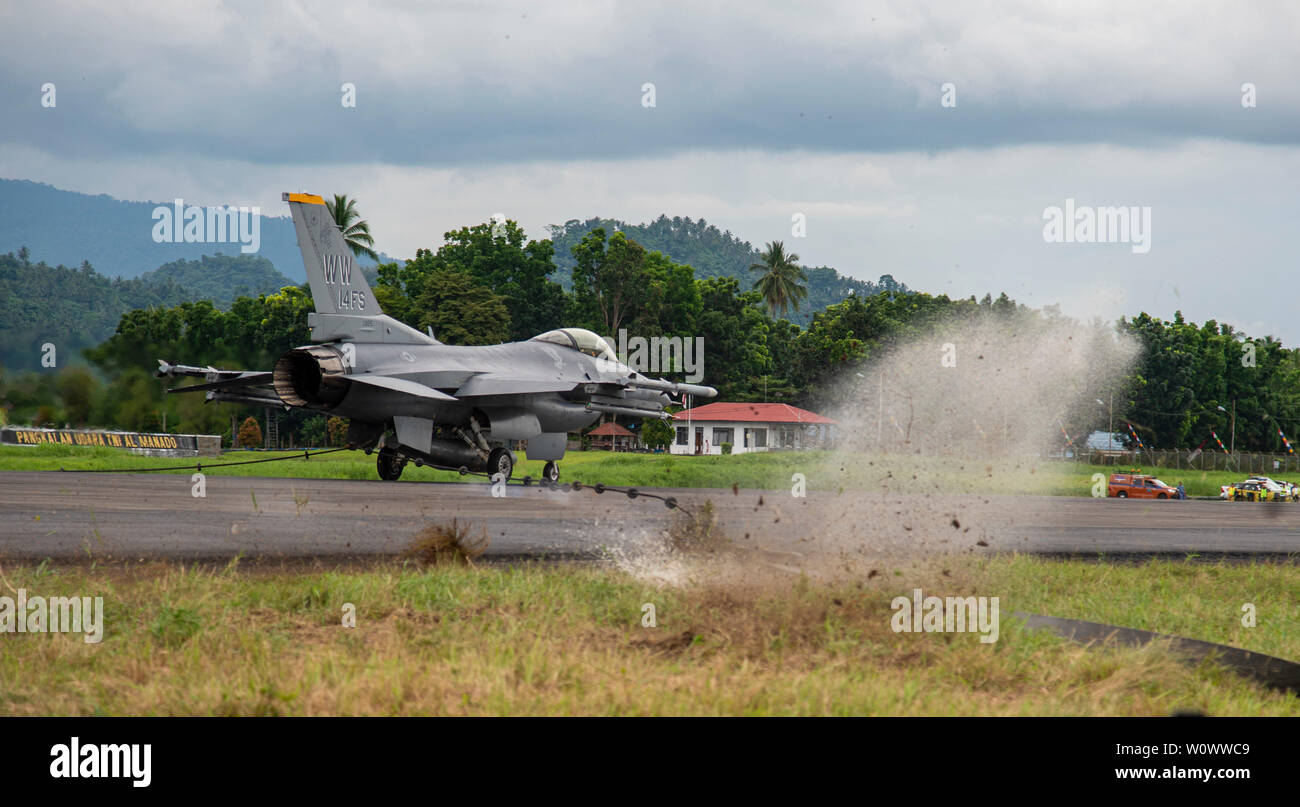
[1,471,1299,563]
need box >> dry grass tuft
[667,500,728,554]
[405,519,489,566]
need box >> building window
[754,428,767,448]
[675,427,688,445]
[712,427,733,445]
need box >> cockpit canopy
[531,328,619,363]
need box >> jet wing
[160,358,457,407]
[347,374,458,401]
[163,372,273,393]
[454,374,580,398]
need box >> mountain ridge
[0,179,396,283]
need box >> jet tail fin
[285,192,380,317]
[284,192,431,345]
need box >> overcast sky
[2,1,1297,340]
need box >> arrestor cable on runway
[57,448,688,513]
[60,447,351,473]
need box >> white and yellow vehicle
[1220,477,1299,502]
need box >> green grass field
[0,443,1267,498]
[0,555,1294,715]
[3,445,1295,715]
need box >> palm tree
[325,194,379,262]
[749,241,808,318]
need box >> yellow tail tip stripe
[287,193,326,205]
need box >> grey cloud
[1,1,1297,166]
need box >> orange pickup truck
[1108,473,1177,499]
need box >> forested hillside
[0,250,196,370]
[139,254,295,307]
[0,250,297,371]
[2,180,905,329]
[546,215,908,325]
[0,179,395,282]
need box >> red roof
[588,421,635,436]
[673,402,835,425]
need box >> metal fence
[1066,448,1300,474]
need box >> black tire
[1157,493,1167,499]
[487,447,514,482]
[377,449,405,481]
[1116,490,1127,498]
[543,461,560,482]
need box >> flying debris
[157,192,716,482]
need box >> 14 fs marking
[322,253,367,311]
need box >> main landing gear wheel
[377,449,406,481]
[543,461,560,482]
[487,447,514,482]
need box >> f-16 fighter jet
[157,192,716,482]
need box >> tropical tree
[640,416,675,449]
[56,365,99,425]
[237,416,263,449]
[409,219,566,340]
[407,263,513,346]
[325,194,379,262]
[749,241,808,318]
[327,416,349,447]
[568,229,652,335]
[692,276,775,400]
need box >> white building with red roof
[671,402,836,455]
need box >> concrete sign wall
[0,427,221,457]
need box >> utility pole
[686,393,692,455]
